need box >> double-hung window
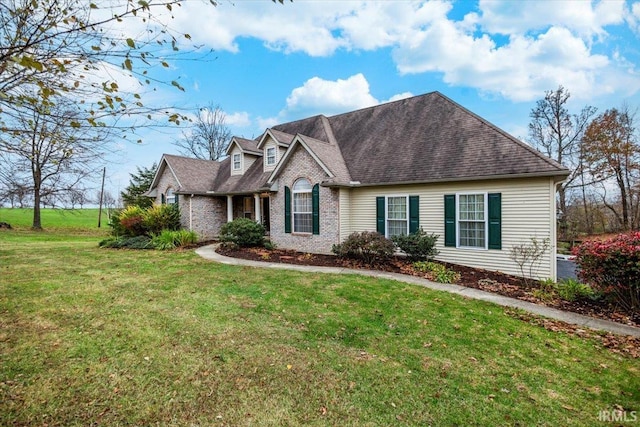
[376,195,419,237]
[232,153,241,171]
[445,193,501,250]
[386,196,408,238]
[292,178,312,233]
[457,193,486,248]
[266,147,276,166]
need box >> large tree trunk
[32,168,42,230]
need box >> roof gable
[257,128,295,149]
[226,137,262,156]
[149,154,220,193]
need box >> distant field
[0,208,110,233]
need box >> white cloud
[268,74,413,124]
[628,2,640,33]
[225,111,251,128]
[136,1,639,103]
[476,0,625,37]
[285,74,378,117]
[392,19,616,101]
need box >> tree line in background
[528,86,640,240]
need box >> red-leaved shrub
[572,232,640,311]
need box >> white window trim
[265,146,277,167]
[455,192,488,250]
[385,194,409,239]
[292,178,312,234]
[232,153,242,171]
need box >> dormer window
[232,153,241,171]
[266,147,276,166]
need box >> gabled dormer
[226,137,262,176]
[257,129,294,172]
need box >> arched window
[292,178,312,233]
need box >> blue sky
[103,0,640,198]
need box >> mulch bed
[216,246,640,357]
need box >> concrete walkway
[195,245,640,338]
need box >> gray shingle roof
[272,91,569,185]
[212,156,271,194]
[157,92,569,195]
[232,137,262,155]
[159,154,220,193]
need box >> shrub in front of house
[113,205,146,237]
[109,204,181,238]
[151,229,198,250]
[143,204,181,235]
[573,232,640,311]
[219,217,265,247]
[412,261,460,284]
[332,231,395,265]
[554,278,597,302]
[99,235,155,249]
[392,228,440,261]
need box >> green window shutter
[175,195,179,207]
[376,197,385,235]
[312,184,320,235]
[444,194,456,247]
[488,193,502,250]
[161,193,166,204]
[284,186,291,233]
[409,195,419,234]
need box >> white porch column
[227,195,233,222]
[254,194,261,224]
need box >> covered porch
[225,193,271,231]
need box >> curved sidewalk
[195,245,640,338]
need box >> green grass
[0,207,110,233]
[1,230,638,426]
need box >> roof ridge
[327,91,438,120]
[320,116,338,145]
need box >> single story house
[147,92,569,280]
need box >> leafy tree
[582,106,640,230]
[121,162,158,209]
[528,86,596,238]
[175,104,232,160]
[0,0,287,137]
[0,94,109,229]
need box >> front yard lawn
[1,231,638,426]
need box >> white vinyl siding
[345,178,557,280]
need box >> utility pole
[98,167,106,228]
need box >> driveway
[557,255,578,281]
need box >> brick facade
[153,169,226,240]
[269,146,340,254]
[185,195,226,240]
